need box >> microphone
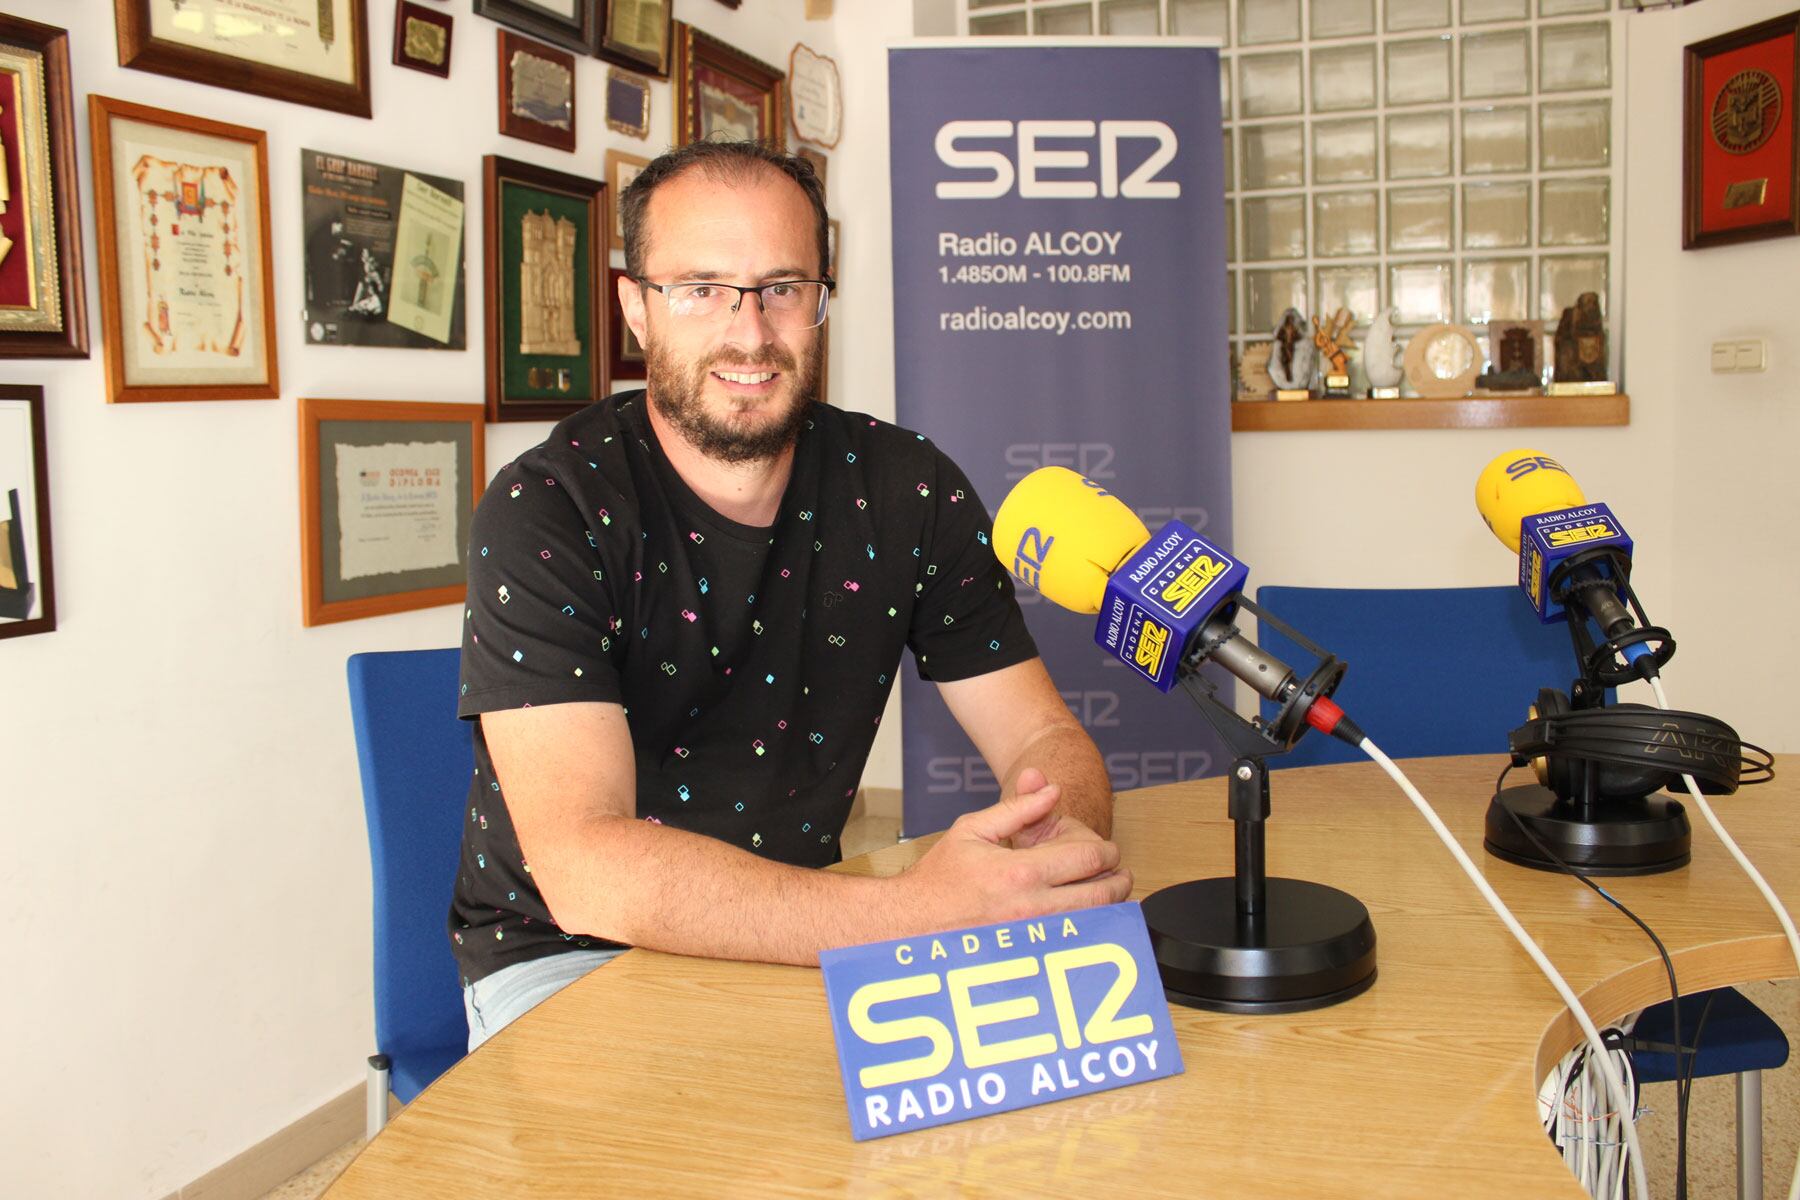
[993,466,1358,743]
[1473,449,1661,680]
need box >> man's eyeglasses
[636,278,834,331]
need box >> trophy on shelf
[1311,307,1355,398]
[1362,307,1404,398]
[1236,342,1276,401]
[1549,292,1616,396]
[1476,320,1544,395]
[1269,307,1314,401]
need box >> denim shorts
[462,947,625,1051]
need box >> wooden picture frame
[607,266,645,382]
[393,1,453,78]
[605,67,652,139]
[114,0,372,119]
[1683,10,1800,250]
[0,16,87,360]
[673,23,786,149]
[604,148,650,243]
[474,0,597,58]
[483,155,608,423]
[796,144,828,190]
[0,383,53,639]
[827,217,840,289]
[299,397,484,626]
[497,29,577,153]
[89,96,279,404]
[597,0,673,79]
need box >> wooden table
[327,755,1796,1198]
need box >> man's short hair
[619,139,830,284]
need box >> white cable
[1646,675,1800,1200]
[1358,737,1651,1200]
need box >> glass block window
[959,0,1625,394]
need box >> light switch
[1734,339,1767,372]
[1712,341,1736,372]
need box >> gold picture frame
[0,16,86,359]
[673,23,785,149]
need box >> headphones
[1508,688,1771,801]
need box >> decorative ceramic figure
[1362,306,1404,390]
[1476,320,1543,391]
[1268,307,1314,392]
[1553,292,1607,383]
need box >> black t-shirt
[449,393,1037,985]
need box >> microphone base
[1142,877,1377,1015]
[1484,784,1691,876]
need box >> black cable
[1494,761,1690,1200]
[1676,989,1720,1141]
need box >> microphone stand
[1141,596,1378,1014]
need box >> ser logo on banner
[934,120,1181,199]
[819,902,1183,1140]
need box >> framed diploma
[498,30,577,153]
[483,155,608,423]
[0,17,86,360]
[605,68,652,139]
[606,266,645,382]
[788,43,841,149]
[302,150,467,350]
[473,0,597,59]
[604,148,649,242]
[0,384,53,639]
[114,0,372,119]
[597,0,672,79]
[1683,11,1800,250]
[89,96,279,404]
[299,397,485,626]
[393,1,453,79]
[674,23,786,149]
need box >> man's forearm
[998,720,1114,837]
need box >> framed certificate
[597,0,672,79]
[0,17,86,360]
[1683,11,1800,250]
[788,43,841,149]
[674,23,785,149]
[605,68,651,139]
[606,266,645,383]
[0,383,53,639]
[393,1,453,79]
[483,155,608,422]
[474,0,597,58]
[604,148,649,242]
[299,397,485,626]
[302,150,467,350]
[89,96,279,404]
[114,0,372,119]
[498,30,577,153]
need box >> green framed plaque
[482,155,607,422]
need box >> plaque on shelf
[1402,324,1482,399]
[1368,386,1400,399]
[1546,380,1619,396]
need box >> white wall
[2,2,838,1196]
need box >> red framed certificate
[1683,10,1800,250]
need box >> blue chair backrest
[347,649,470,1084]
[1255,586,1578,768]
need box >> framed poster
[604,148,649,242]
[1684,11,1800,250]
[393,1,453,78]
[607,266,645,382]
[498,30,576,153]
[483,155,607,422]
[302,150,467,350]
[597,0,672,79]
[474,0,597,58]
[114,0,372,119]
[0,17,86,360]
[674,23,786,148]
[89,96,279,404]
[0,383,52,638]
[605,67,651,139]
[299,397,484,626]
[788,43,841,149]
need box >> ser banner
[889,41,1231,835]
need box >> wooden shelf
[1231,392,1629,432]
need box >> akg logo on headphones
[1506,455,1568,480]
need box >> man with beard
[452,141,1126,1048]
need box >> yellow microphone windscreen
[992,467,1151,614]
[1474,449,1586,553]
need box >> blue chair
[1256,585,1788,1198]
[348,649,471,1138]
